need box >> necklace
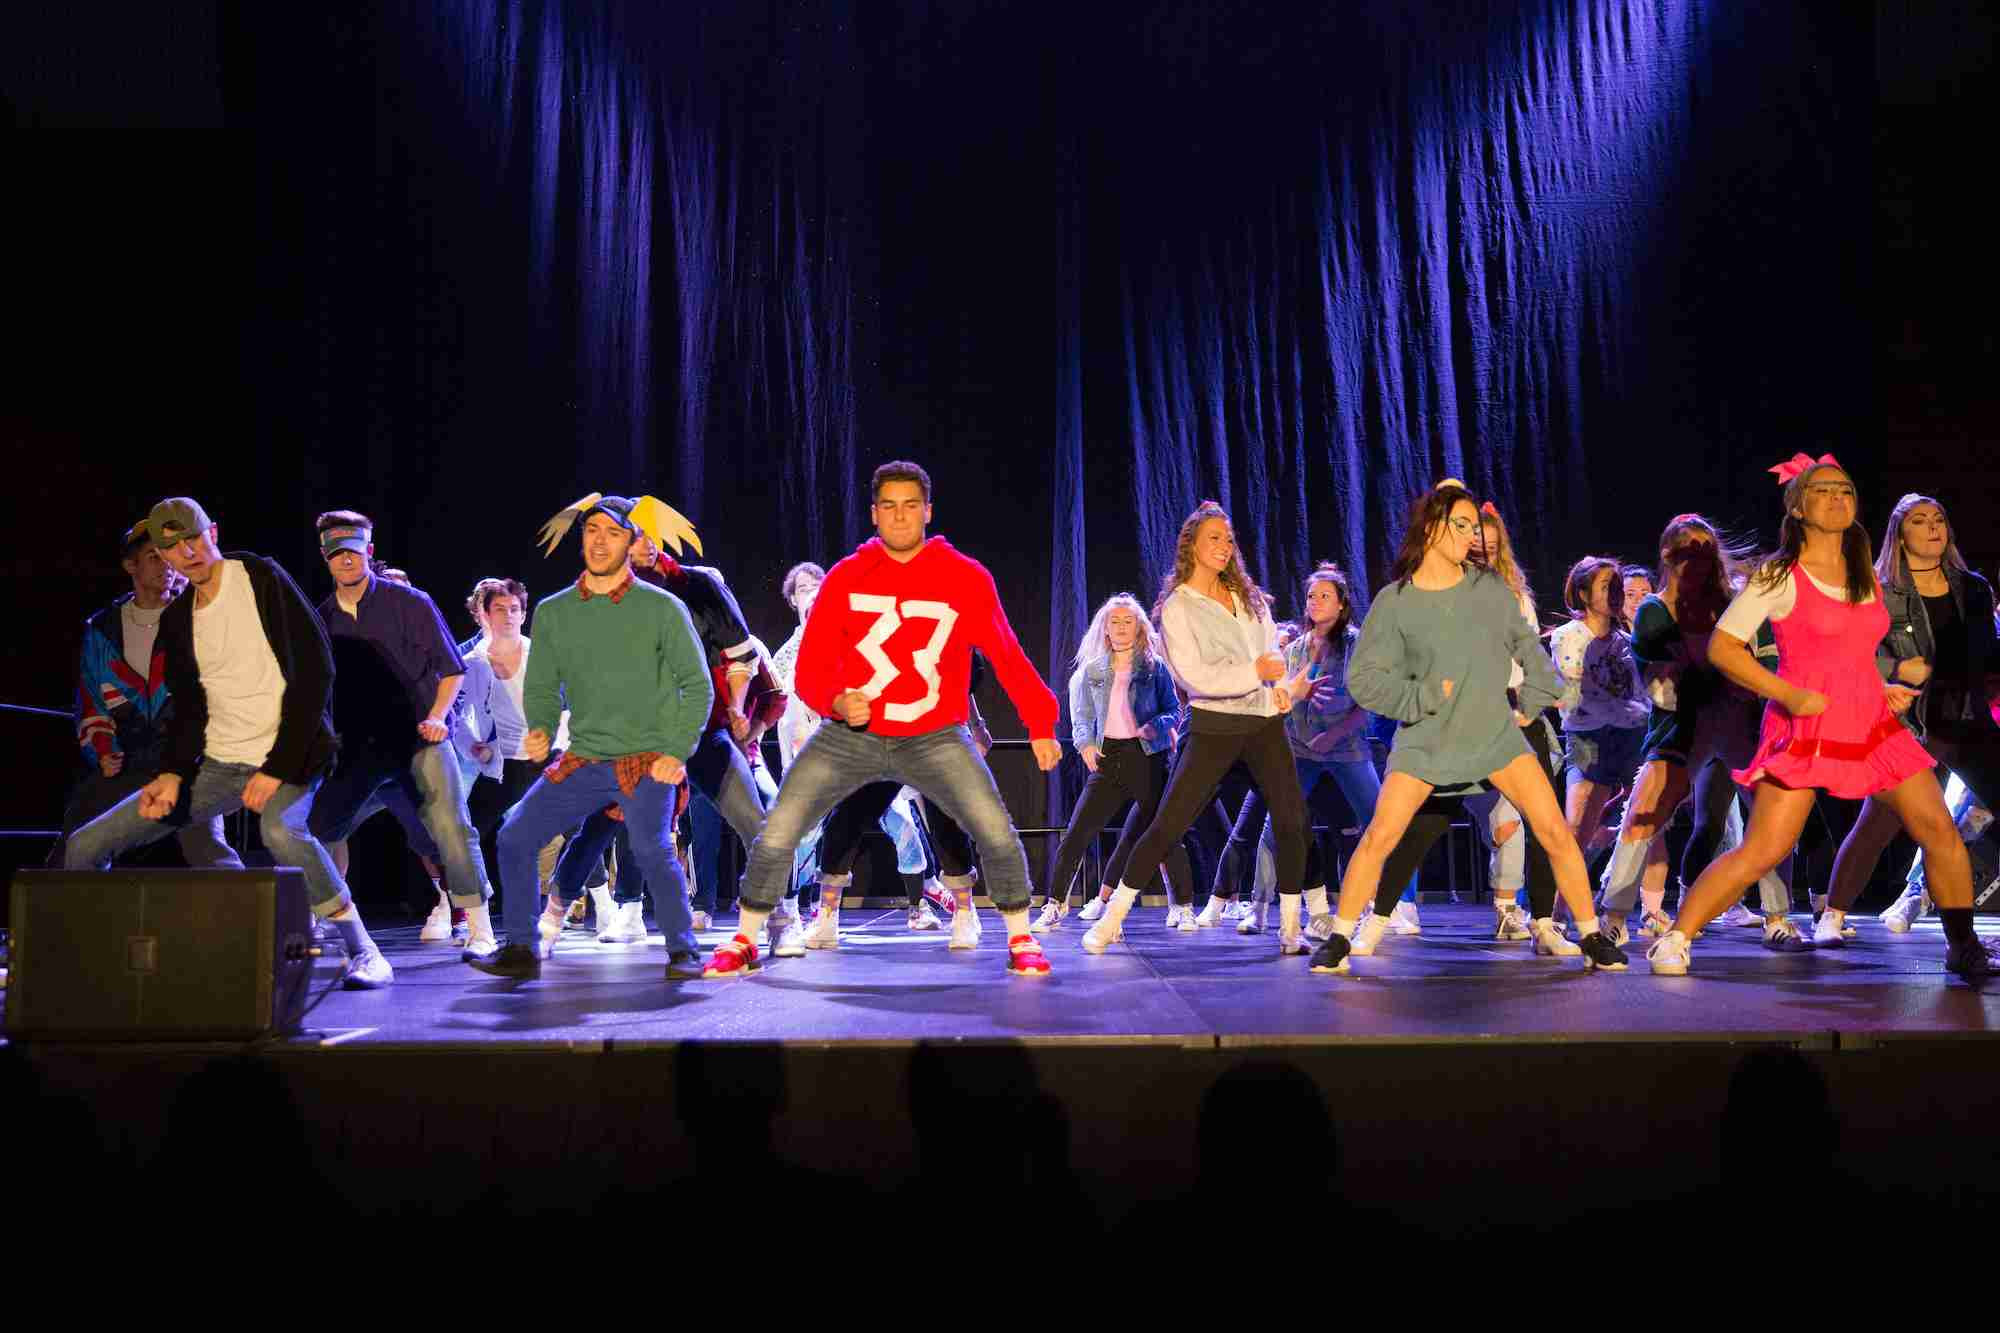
[125,602,163,629]
[1906,561,1943,573]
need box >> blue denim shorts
[1564,723,1647,787]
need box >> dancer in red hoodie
[704,461,1063,978]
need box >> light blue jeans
[742,722,1032,912]
[65,759,352,916]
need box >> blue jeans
[1258,755,1419,902]
[309,741,491,908]
[554,727,768,908]
[741,721,1032,912]
[65,759,352,916]
[499,763,697,955]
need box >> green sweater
[1347,569,1563,787]
[523,580,714,761]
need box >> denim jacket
[1876,567,1999,737]
[1281,625,1373,762]
[1069,652,1180,756]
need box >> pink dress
[1733,570,1933,798]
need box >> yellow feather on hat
[629,495,703,558]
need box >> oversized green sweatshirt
[523,577,713,761]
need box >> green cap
[147,497,214,549]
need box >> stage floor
[283,902,2000,1048]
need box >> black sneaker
[1579,931,1629,972]
[664,950,706,981]
[1945,935,1997,983]
[466,940,543,978]
[1309,934,1351,975]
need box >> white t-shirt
[192,561,285,767]
[121,601,163,679]
[1716,565,1872,643]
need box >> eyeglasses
[1804,483,1856,499]
[1446,517,1478,535]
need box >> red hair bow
[1768,452,1841,485]
[1478,501,1501,519]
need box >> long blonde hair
[1475,503,1535,621]
[1154,501,1268,621]
[1074,593,1162,674]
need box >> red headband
[1768,452,1841,485]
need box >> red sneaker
[1006,934,1051,979]
[924,881,958,917]
[702,934,762,978]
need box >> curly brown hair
[1154,501,1267,621]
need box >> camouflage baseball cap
[146,497,214,549]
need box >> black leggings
[1048,738,1193,901]
[818,780,974,906]
[1374,719,1561,918]
[1119,713,1309,901]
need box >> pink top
[1102,662,1140,740]
[1730,568,1932,799]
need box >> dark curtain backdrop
[7,0,1885,887]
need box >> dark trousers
[1377,718,1561,918]
[1048,738,1193,901]
[818,780,973,906]
[467,757,542,898]
[1118,714,1309,900]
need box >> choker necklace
[1906,562,1943,573]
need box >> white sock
[737,905,772,944]
[1304,886,1330,918]
[327,904,375,957]
[1640,885,1666,916]
[1001,909,1031,940]
[1331,914,1357,939]
[463,902,497,944]
[434,887,450,912]
[1575,915,1601,937]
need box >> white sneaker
[1163,903,1185,929]
[770,904,808,958]
[1033,899,1067,932]
[588,885,619,933]
[1878,886,1928,934]
[908,900,945,931]
[1226,898,1255,921]
[1305,912,1338,942]
[1174,905,1198,932]
[1351,912,1389,957]
[1639,908,1678,939]
[342,945,394,989]
[1603,914,1631,947]
[1078,896,1109,922]
[598,900,649,945]
[1532,917,1582,957]
[418,892,453,942]
[949,906,983,950]
[690,910,714,931]
[1236,900,1268,935]
[1812,909,1848,949]
[1081,919,1124,954]
[1194,896,1231,928]
[1388,900,1422,935]
[1493,902,1531,941]
[1717,902,1764,929]
[804,909,841,950]
[1646,930,1692,976]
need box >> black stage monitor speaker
[7,868,315,1040]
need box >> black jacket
[1877,566,1999,738]
[158,552,340,785]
